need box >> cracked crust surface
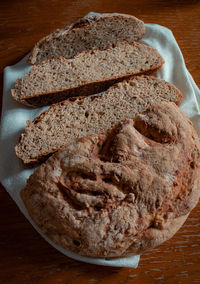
[21,102,200,258]
[28,12,145,64]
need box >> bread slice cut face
[12,42,164,107]
[15,76,182,164]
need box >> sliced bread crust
[28,12,145,64]
[12,42,164,107]
[15,76,182,164]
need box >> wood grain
[0,0,200,283]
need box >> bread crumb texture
[15,76,182,164]
[12,42,164,106]
[28,12,145,64]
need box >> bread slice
[28,12,145,65]
[12,42,164,107]
[15,76,182,164]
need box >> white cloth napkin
[1,22,200,268]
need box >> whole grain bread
[15,76,182,164]
[12,42,164,107]
[28,12,145,65]
[20,101,200,258]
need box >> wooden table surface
[0,0,200,283]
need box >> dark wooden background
[0,0,200,283]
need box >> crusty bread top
[20,101,200,258]
[15,76,182,164]
[12,42,164,106]
[28,12,145,64]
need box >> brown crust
[12,42,164,107]
[28,13,145,64]
[20,102,200,258]
[122,213,189,257]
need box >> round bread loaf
[21,102,200,258]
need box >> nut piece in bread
[20,101,200,258]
